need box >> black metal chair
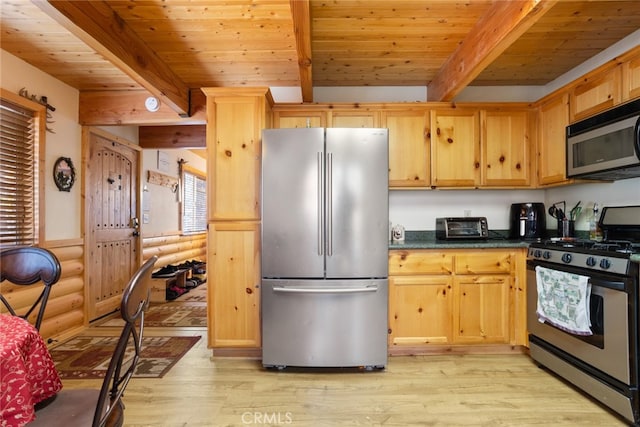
[30,255,158,427]
[0,247,62,331]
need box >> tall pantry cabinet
[201,87,273,355]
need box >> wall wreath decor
[53,157,76,192]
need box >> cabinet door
[622,53,640,101]
[330,110,379,128]
[381,110,430,187]
[207,95,263,220]
[481,110,530,187]
[430,109,480,187]
[453,276,510,344]
[389,275,453,346]
[274,110,327,128]
[570,66,622,122]
[537,93,570,186]
[208,222,261,349]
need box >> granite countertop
[390,232,640,264]
[389,230,531,250]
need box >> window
[0,93,43,247]
[181,166,206,234]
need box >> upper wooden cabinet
[329,110,379,128]
[431,106,532,188]
[537,92,571,187]
[202,88,273,221]
[569,65,622,123]
[569,46,640,119]
[273,109,327,128]
[430,108,480,187]
[622,52,640,101]
[381,110,430,187]
[481,109,532,187]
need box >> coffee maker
[509,203,546,240]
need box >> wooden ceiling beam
[79,89,206,126]
[427,0,559,102]
[290,0,313,102]
[139,125,206,150]
[33,0,191,116]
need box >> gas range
[526,205,640,425]
[528,205,640,277]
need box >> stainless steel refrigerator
[261,127,389,369]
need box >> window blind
[0,99,38,246]
[182,170,206,234]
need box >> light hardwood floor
[63,296,627,426]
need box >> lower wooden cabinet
[389,275,453,345]
[388,248,526,351]
[453,275,510,344]
[207,221,261,351]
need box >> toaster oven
[436,217,489,240]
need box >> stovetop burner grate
[591,240,639,254]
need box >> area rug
[98,304,207,328]
[50,335,201,379]
[180,284,207,302]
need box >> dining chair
[30,255,158,427]
[0,246,62,331]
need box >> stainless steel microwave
[567,98,640,180]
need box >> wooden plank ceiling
[1,1,639,133]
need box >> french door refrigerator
[261,127,389,369]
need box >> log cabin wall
[142,232,207,269]
[0,233,206,344]
[0,240,86,343]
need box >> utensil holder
[558,219,575,238]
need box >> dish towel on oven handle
[535,266,592,336]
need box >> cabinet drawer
[389,251,453,275]
[454,251,513,275]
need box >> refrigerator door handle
[327,152,333,256]
[317,151,324,256]
[272,285,379,294]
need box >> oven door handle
[589,277,626,291]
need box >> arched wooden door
[84,127,141,321]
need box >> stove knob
[534,250,542,258]
[561,253,572,264]
[600,258,611,270]
[542,251,552,260]
[586,256,597,267]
